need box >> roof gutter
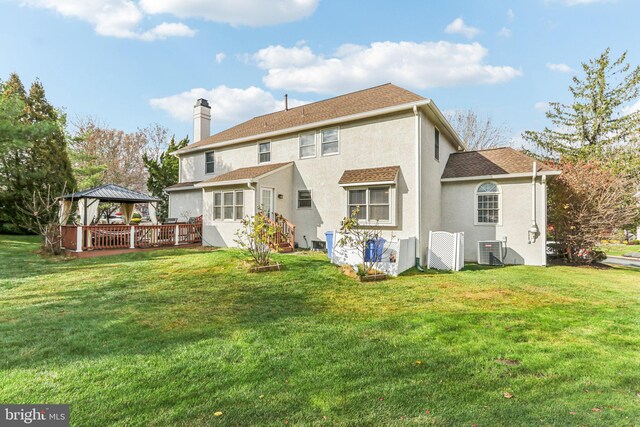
[174,99,465,156]
[441,170,561,183]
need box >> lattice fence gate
[427,231,464,271]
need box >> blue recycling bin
[365,238,386,262]
[325,231,334,259]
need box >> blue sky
[1,0,638,145]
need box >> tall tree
[143,135,189,220]
[0,74,74,233]
[446,109,512,151]
[524,49,640,172]
[71,117,149,192]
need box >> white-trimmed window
[213,190,244,221]
[321,128,339,156]
[205,151,215,174]
[476,182,500,224]
[258,142,271,163]
[297,190,312,209]
[348,187,391,223]
[299,132,316,159]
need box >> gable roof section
[441,147,557,180]
[339,166,400,185]
[61,183,161,202]
[177,84,426,154]
[199,162,293,186]
[165,181,201,191]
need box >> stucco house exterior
[165,84,559,266]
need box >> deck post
[75,226,83,252]
[130,226,135,249]
[174,224,180,245]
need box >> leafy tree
[142,135,188,220]
[0,74,75,234]
[548,160,639,264]
[446,109,512,151]
[524,49,640,172]
[234,209,282,267]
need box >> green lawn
[601,244,640,257]
[1,235,639,426]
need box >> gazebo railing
[60,223,202,252]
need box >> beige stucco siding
[202,186,255,247]
[441,178,547,266]
[168,189,202,221]
[419,113,458,264]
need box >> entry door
[260,187,275,218]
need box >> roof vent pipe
[284,94,289,111]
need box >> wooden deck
[60,223,203,254]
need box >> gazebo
[59,183,161,226]
[58,184,201,254]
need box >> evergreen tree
[0,74,75,233]
[524,49,640,177]
[143,135,189,220]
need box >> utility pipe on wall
[413,105,424,271]
[528,161,539,244]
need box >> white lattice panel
[427,231,464,271]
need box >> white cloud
[138,0,319,27]
[149,86,308,124]
[497,27,512,38]
[622,99,640,115]
[215,52,226,64]
[444,17,481,39]
[20,0,318,40]
[546,62,574,73]
[252,41,522,94]
[21,0,195,41]
[507,9,515,20]
[139,22,195,41]
[534,101,549,112]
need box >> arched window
[476,182,501,224]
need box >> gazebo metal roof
[61,184,161,203]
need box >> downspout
[413,105,424,271]
[528,161,539,243]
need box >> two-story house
[165,84,559,266]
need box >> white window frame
[320,127,340,157]
[297,189,312,209]
[205,151,215,174]
[258,141,271,164]
[474,181,502,226]
[346,186,394,226]
[213,190,244,222]
[298,132,316,159]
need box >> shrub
[234,209,282,267]
[548,160,640,264]
[629,240,640,245]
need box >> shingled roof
[339,166,400,185]
[441,147,555,180]
[165,181,201,191]
[179,84,425,153]
[200,162,293,185]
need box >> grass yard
[601,244,640,257]
[1,235,639,426]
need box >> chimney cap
[195,98,210,108]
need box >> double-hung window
[213,190,244,221]
[299,133,316,158]
[321,128,339,156]
[476,182,500,224]
[205,151,215,174]
[258,142,271,163]
[348,187,391,223]
[297,190,312,209]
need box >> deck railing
[60,223,202,252]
